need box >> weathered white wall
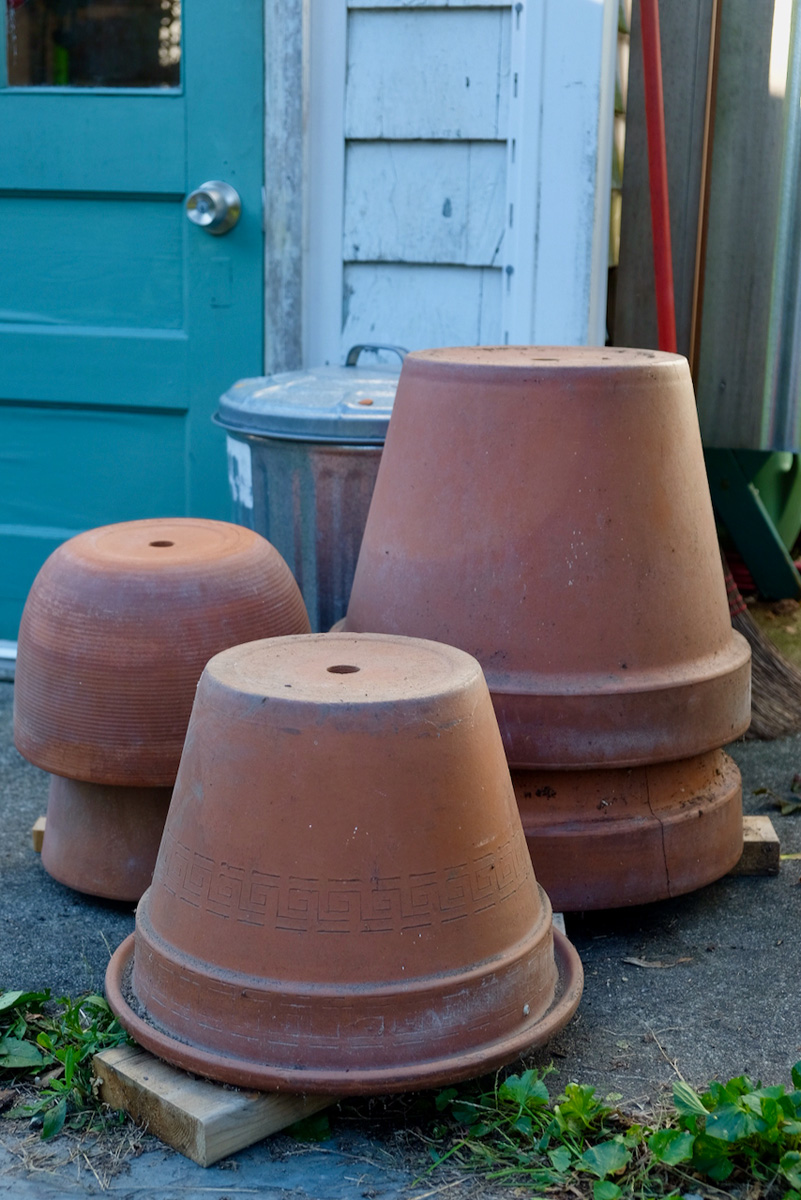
[263,0,307,376]
[291,0,617,369]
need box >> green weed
[423,1062,801,1199]
[0,988,131,1139]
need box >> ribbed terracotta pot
[42,776,172,903]
[14,518,310,900]
[15,518,310,785]
[513,750,743,911]
[341,347,751,769]
[106,633,583,1092]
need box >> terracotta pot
[106,633,583,1092]
[341,347,751,769]
[513,750,743,910]
[14,518,310,785]
[42,776,172,903]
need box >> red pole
[640,0,677,353]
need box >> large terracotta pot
[14,518,311,900]
[341,347,751,770]
[106,633,583,1092]
[513,750,743,911]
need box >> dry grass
[0,1113,155,1190]
[747,596,801,670]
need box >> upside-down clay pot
[513,750,743,911]
[106,633,584,1092]
[41,777,172,902]
[341,347,751,770]
[14,518,310,900]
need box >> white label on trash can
[226,435,253,509]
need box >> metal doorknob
[185,181,241,235]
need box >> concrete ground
[2,678,801,1197]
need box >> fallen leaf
[774,798,801,816]
[621,956,693,969]
[0,1089,15,1113]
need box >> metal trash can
[215,345,404,632]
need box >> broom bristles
[732,609,801,738]
[724,562,801,739]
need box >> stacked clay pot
[107,633,583,1090]
[339,346,752,909]
[14,518,310,901]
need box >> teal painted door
[0,0,264,639]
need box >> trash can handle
[345,344,408,367]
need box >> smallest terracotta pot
[41,776,172,903]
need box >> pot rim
[105,930,583,1094]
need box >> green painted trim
[705,448,801,599]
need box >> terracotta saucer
[105,925,583,1093]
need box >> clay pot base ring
[42,776,172,903]
[514,749,744,912]
[105,930,583,1095]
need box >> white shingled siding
[303,0,617,367]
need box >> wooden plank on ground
[94,1044,336,1167]
[31,816,46,854]
[729,815,781,877]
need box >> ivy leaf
[499,1071,549,1109]
[579,1138,630,1178]
[792,1063,801,1090]
[647,1128,695,1165]
[548,1145,573,1174]
[705,1104,754,1142]
[673,1081,709,1118]
[41,1097,67,1141]
[593,1181,622,1200]
[706,1156,735,1182]
[781,1151,801,1191]
[691,1133,733,1181]
[434,1087,458,1112]
[287,1111,331,1142]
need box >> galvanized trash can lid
[215,345,405,444]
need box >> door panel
[0,0,264,639]
[2,197,184,327]
[1,331,187,405]
[0,94,185,190]
[0,405,187,626]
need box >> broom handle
[640,0,677,353]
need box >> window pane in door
[6,0,181,87]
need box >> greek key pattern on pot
[156,828,532,933]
